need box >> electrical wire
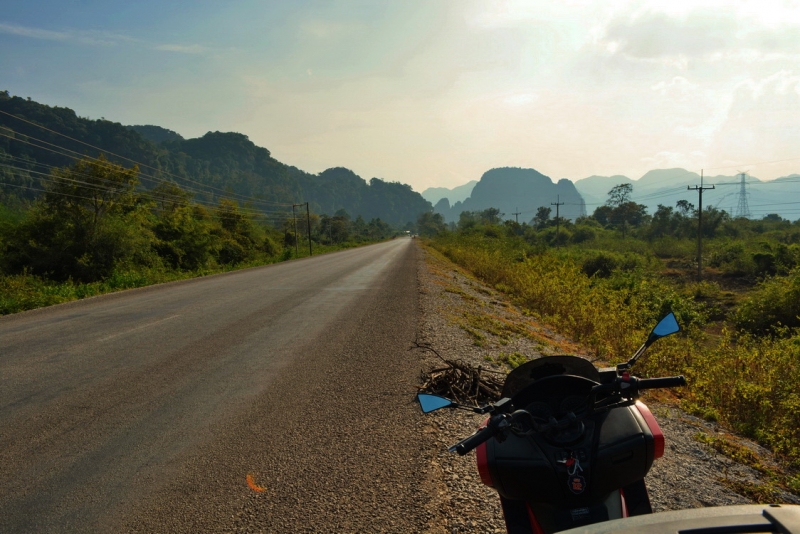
[0,115,296,207]
[0,162,293,217]
[0,128,296,209]
[0,176,294,224]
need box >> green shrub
[570,226,596,244]
[734,269,800,335]
[582,253,617,278]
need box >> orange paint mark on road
[246,474,266,492]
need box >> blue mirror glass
[651,312,680,338]
[417,393,454,413]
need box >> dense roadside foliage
[0,156,408,315]
[422,203,800,471]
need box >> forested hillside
[0,91,431,226]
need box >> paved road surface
[0,238,435,532]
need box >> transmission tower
[735,170,751,219]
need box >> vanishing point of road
[0,238,437,532]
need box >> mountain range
[575,169,800,220]
[431,168,585,223]
[2,91,798,225]
[426,168,800,223]
[0,92,431,227]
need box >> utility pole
[305,202,312,256]
[293,203,312,257]
[291,204,298,256]
[688,170,715,280]
[551,195,564,246]
[512,207,521,224]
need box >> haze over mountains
[430,168,585,223]
[426,168,800,223]
[2,92,799,226]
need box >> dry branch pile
[413,342,505,405]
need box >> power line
[0,175,294,224]
[0,126,296,209]
[0,162,292,217]
[0,113,295,207]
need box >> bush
[582,253,617,278]
[262,235,279,256]
[734,269,800,335]
[217,239,247,265]
[570,226,596,244]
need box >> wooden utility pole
[551,196,564,246]
[688,170,715,280]
[512,207,521,224]
[292,204,298,256]
[293,203,312,256]
[305,202,312,256]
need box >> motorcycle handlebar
[447,375,686,454]
[636,375,687,390]
[449,415,508,456]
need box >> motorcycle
[417,312,686,533]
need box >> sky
[2,0,800,193]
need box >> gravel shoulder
[415,243,798,533]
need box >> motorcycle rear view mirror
[621,312,682,371]
[646,312,680,347]
[417,393,457,413]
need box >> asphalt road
[0,238,435,532]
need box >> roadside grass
[695,432,800,502]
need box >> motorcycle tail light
[634,401,665,459]
[476,441,494,487]
[475,417,494,487]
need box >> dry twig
[411,341,504,405]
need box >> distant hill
[574,168,800,220]
[434,167,585,223]
[421,180,477,205]
[573,175,634,209]
[127,125,184,144]
[0,92,431,226]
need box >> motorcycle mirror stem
[416,393,511,414]
[416,393,484,413]
[618,312,681,372]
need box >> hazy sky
[2,0,800,192]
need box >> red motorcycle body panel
[634,401,664,459]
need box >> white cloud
[0,22,119,46]
[154,44,207,54]
[598,6,800,65]
[299,19,362,39]
[1,21,213,56]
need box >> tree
[479,207,504,225]
[152,203,216,270]
[213,199,263,264]
[533,206,551,229]
[417,211,446,237]
[648,204,677,239]
[676,200,694,216]
[602,183,647,238]
[2,155,153,281]
[607,183,633,207]
[458,211,478,231]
